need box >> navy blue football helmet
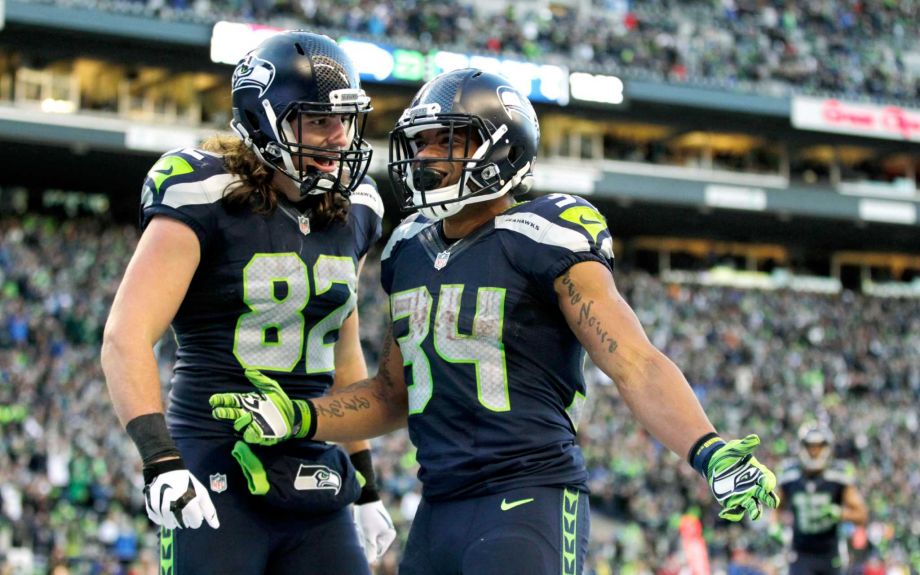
[230,31,372,198]
[388,68,540,220]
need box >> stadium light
[569,72,625,105]
[210,23,570,105]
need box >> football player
[211,69,779,574]
[102,31,394,575]
[776,425,868,575]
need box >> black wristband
[688,432,724,478]
[142,457,187,485]
[350,449,380,504]
[126,413,180,467]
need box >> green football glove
[817,502,842,523]
[209,369,313,445]
[705,434,780,521]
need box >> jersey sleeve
[140,148,229,249]
[496,194,615,302]
[824,460,856,487]
[778,460,801,487]
[348,175,385,259]
[380,212,429,295]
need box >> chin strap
[298,171,338,198]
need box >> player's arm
[102,216,198,428]
[329,265,396,563]
[841,484,868,525]
[101,216,218,529]
[555,261,714,455]
[331,256,376,458]
[209,327,408,443]
[334,305,375,460]
[555,261,779,520]
[313,327,409,442]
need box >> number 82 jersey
[381,194,614,501]
[141,148,383,439]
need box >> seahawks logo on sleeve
[141,148,236,210]
[495,194,614,261]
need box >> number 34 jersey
[381,194,615,501]
[140,147,383,439]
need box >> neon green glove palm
[209,369,313,445]
[706,434,780,521]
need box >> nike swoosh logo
[500,497,535,511]
[579,215,602,226]
[154,166,175,176]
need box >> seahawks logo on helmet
[497,85,540,137]
[293,465,342,494]
[232,55,276,97]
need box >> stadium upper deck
[0,0,917,280]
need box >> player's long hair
[200,135,349,229]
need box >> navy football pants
[790,552,841,575]
[400,486,590,575]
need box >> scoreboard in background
[210,21,625,107]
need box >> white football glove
[144,468,220,530]
[354,500,396,562]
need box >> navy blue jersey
[779,459,854,555]
[140,147,383,439]
[381,193,615,501]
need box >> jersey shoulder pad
[778,459,802,485]
[349,175,384,219]
[141,147,236,209]
[382,212,432,262]
[496,194,614,260]
[824,460,855,486]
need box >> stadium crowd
[26,0,919,105]
[1,214,919,574]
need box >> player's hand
[706,434,780,521]
[817,502,842,523]
[354,500,396,563]
[209,369,312,445]
[143,458,219,529]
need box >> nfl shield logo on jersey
[298,215,311,236]
[210,473,227,494]
[434,250,451,270]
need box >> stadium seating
[1,215,918,573]
[18,0,918,104]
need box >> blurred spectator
[1,214,919,573]
[21,0,919,105]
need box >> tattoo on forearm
[316,328,401,418]
[316,395,371,419]
[561,270,619,354]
